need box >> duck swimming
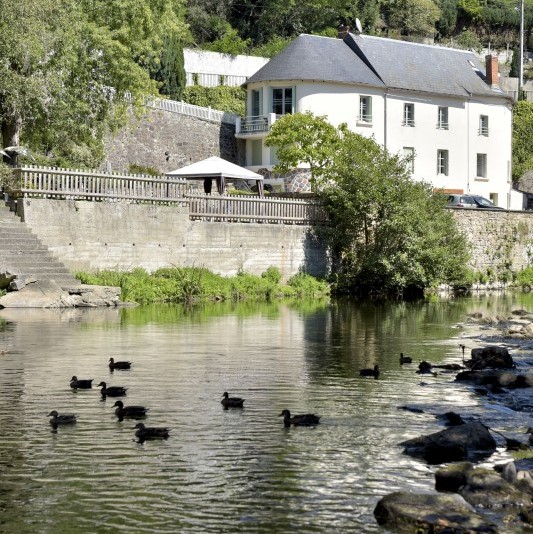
[48,410,77,426]
[360,365,380,378]
[221,392,245,409]
[399,353,413,364]
[97,381,127,397]
[279,409,320,427]
[70,376,94,389]
[134,422,169,441]
[113,400,148,420]
[109,357,132,371]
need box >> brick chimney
[485,55,499,87]
[338,24,350,39]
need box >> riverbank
[374,306,533,532]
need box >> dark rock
[417,360,433,374]
[400,422,496,464]
[433,363,464,370]
[397,405,424,414]
[437,411,466,426]
[435,462,474,492]
[373,491,498,533]
[467,346,514,370]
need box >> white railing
[10,166,191,204]
[185,72,248,88]
[187,194,328,225]
[7,166,327,226]
[144,98,239,125]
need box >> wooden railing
[187,195,328,225]
[9,166,192,204]
[7,166,328,225]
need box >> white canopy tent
[167,156,264,196]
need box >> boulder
[373,491,498,533]
[435,462,474,492]
[400,422,496,464]
[467,347,514,370]
[0,268,16,290]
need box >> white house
[235,32,515,208]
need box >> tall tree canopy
[266,113,470,297]
[0,0,188,167]
[513,101,533,182]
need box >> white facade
[236,80,513,207]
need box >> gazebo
[167,156,264,196]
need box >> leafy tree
[388,0,441,36]
[202,26,251,55]
[0,0,188,168]
[512,101,533,183]
[436,0,458,37]
[152,34,187,101]
[456,29,482,51]
[509,46,520,77]
[458,0,482,21]
[266,113,470,297]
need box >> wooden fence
[7,166,328,225]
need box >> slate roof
[246,33,507,99]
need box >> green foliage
[436,0,458,37]
[128,164,162,176]
[0,163,16,190]
[516,267,533,290]
[458,0,483,20]
[182,86,246,115]
[76,266,328,304]
[250,36,294,58]
[512,101,533,183]
[152,34,187,101]
[456,29,482,52]
[388,0,441,36]
[266,112,470,298]
[201,26,251,55]
[510,47,520,78]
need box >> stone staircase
[0,203,81,287]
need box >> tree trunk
[1,113,22,167]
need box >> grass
[76,266,329,305]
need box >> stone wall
[452,209,533,274]
[103,107,244,174]
[17,199,328,280]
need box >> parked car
[447,194,503,209]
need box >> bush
[182,86,246,115]
[0,163,17,191]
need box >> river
[1,293,532,533]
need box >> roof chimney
[485,55,499,87]
[338,24,350,40]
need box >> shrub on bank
[76,266,329,305]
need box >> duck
[134,422,169,441]
[399,353,412,364]
[360,364,380,378]
[221,392,245,409]
[97,381,127,397]
[48,410,77,426]
[279,409,320,427]
[70,376,93,389]
[109,357,132,370]
[113,400,148,420]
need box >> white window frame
[479,115,489,136]
[271,87,293,116]
[358,96,372,123]
[403,103,415,127]
[476,153,487,178]
[437,106,449,130]
[437,149,449,176]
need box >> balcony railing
[357,114,373,124]
[402,118,415,127]
[436,121,449,130]
[237,115,270,134]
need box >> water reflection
[0,293,532,533]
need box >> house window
[479,115,489,136]
[437,107,449,129]
[272,87,293,115]
[403,147,415,173]
[251,140,262,166]
[251,90,261,116]
[437,149,449,176]
[476,153,487,178]
[403,103,415,126]
[358,96,372,123]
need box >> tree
[512,101,533,183]
[266,113,470,297]
[388,0,441,36]
[509,47,520,78]
[0,0,188,168]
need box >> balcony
[235,113,277,137]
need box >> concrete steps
[0,203,81,287]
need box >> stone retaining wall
[103,107,244,175]
[18,199,328,280]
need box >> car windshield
[473,196,494,207]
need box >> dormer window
[272,88,293,115]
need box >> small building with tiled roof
[236,32,515,208]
